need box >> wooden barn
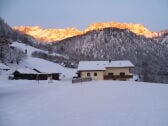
[12,68,60,80]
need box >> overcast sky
[0,0,168,31]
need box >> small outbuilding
[12,68,60,80]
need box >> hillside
[154,29,168,48]
[53,28,168,83]
[0,18,37,46]
[0,80,168,126]
[0,18,38,64]
[0,41,76,80]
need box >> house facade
[77,60,134,81]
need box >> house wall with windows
[80,71,104,80]
[79,68,132,81]
[104,67,130,76]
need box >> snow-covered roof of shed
[24,57,64,73]
[16,68,39,74]
[78,60,134,71]
[0,63,10,69]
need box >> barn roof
[78,60,134,71]
[14,68,60,74]
[15,68,39,74]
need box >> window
[120,72,125,77]
[87,72,90,76]
[108,73,113,76]
[94,72,97,76]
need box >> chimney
[109,59,111,63]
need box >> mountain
[0,18,73,66]
[13,26,81,42]
[13,22,157,42]
[53,28,168,83]
[1,18,168,83]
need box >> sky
[0,0,168,31]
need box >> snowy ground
[0,80,168,126]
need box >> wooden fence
[72,77,92,83]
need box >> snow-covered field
[0,80,168,126]
[0,41,168,126]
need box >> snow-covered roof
[23,57,64,73]
[106,60,134,68]
[15,68,39,74]
[0,63,10,70]
[78,60,134,71]
[78,61,106,71]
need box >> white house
[77,60,134,80]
